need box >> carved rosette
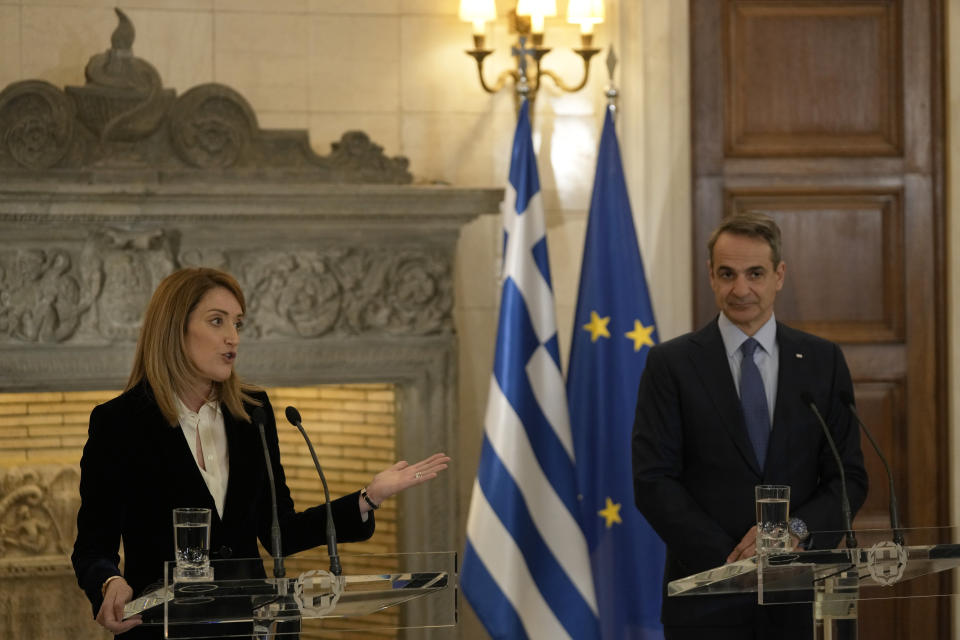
[0,81,75,170]
[339,250,453,335]
[239,253,341,338]
[169,84,257,169]
[0,466,80,559]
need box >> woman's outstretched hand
[363,452,450,510]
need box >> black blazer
[632,319,867,629]
[71,382,375,634]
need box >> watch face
[789,517,809,540]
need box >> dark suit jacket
[632,318,867,630]
[71,382,375,636]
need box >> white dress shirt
[177,396,229,518]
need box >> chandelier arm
[539,48,602,93]
[538,68,584,93]
[467,50,521,94]
[490,69,520,94]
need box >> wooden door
[690,1,947,637]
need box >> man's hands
[726,525,800,563]
[727,525,758,563]
[96,576,141,634]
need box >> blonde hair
[126,267,261,425]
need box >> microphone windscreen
[800,391,815,406]
[285,405,302,426]
[251,407,266,425]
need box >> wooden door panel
[725,1,902,156]
[724,188,905,342]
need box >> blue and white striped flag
[462,100,600,640]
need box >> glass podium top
[668,526,960,604]
[123,551,457,638]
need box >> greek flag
[462,100,601,639]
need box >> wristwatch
[789,517,809,543]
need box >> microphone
[252,407,285,579]
[285,405,341,576]
[800,392,857,549]
[839,391,904,546]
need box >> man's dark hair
[707,211,782,266]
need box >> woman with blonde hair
[71,267,449,638]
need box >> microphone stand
[285,406,342,576]
[840,393,905,546]
[802,394,857,549]
[252,408,286,581]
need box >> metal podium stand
[668,528,958,640]
[123,552,457,638]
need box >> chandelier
[459,0,605,111]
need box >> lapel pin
[796,353,803,359]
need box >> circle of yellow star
[625,319,655,352]
[598,497,622,529]
[583,311,611,342]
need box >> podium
[667,528,958,639]
[123,552,457,638]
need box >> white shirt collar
[718,312,778,357]
[175,395,220,421]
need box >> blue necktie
[740,338,770,470]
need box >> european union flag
[567,106,666,639]
[464,100,601,639]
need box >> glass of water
[755,485,790,554]
[173,507,212,581]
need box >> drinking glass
[173,507,212,581]
[755,485,790,554]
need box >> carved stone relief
[0,466,79,560]
[0,232,454,346]
[235,249,453,339]
[0,465,106,640]
[0,229,176,345]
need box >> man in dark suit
[632,212,867,640]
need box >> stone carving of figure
[2,250,82,343]
[2,504,51,554]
